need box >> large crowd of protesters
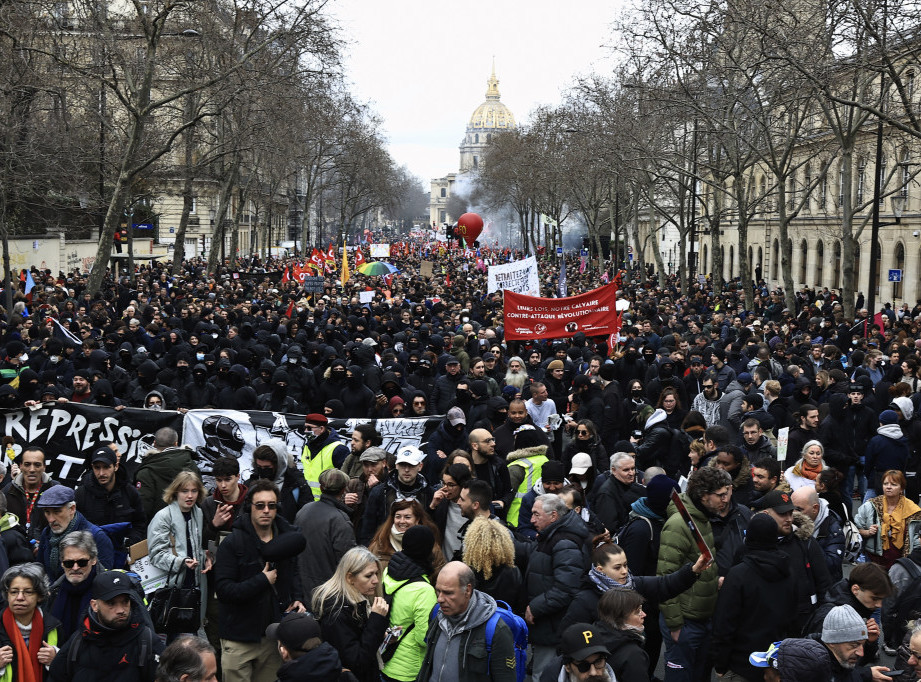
[0,240,917,681]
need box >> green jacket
[134,446,200,520]
[656,492,719,629]
[381,568,437,682]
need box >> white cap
[569,453,593,476]
[395,445,425,466]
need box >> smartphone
[883,671,907,678]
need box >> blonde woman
[312,546,389,682]
[461,516,521,607]
[147,470,209,641]
[784,440,824,491]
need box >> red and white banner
[503,284,621,340]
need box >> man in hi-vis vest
[300,414,349,500]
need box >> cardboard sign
[420,261,434,278]
[128,540,169,594]
[776,427,789,462]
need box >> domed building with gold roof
[429,64,516,227]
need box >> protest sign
[370,244,390,258]
[503,284,622,340]
[487,256,540,296]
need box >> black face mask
[255,466,275,480]
[660,367,674,379]
[332,370,346,380]
[273,383,287,394]
[631,389,643,398]
[193,372,207,384]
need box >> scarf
[882,496,921,551]
[49,569,95,641]
[2,607,42,682]
[794,459,823,481]
[631,498,664,521]
[390,526,404,552]
[48,515,80,577]
[588,565,635,593]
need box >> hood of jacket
[644,408,667,431]
[259,437,290,488]
[813,497,831,533]
[0,512,20,533]
[828,393,848,419]
[893,396,914,420]
[742,547,792,581]
[877,423,905,439]
[276,642,344,682]
[667,491,709,525]
[387,549,429,582]
[825,578,875,618]
[507,445,549,463]
[707,456,752,490]
[790,510,815,541]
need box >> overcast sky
[329,0,621,189]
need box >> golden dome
[467,65,515,131]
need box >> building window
[190,197,197,214]
[772,239,779,280]
[894,242,905,299]
[475,134,479,143]
[729,245,734,280]
[800,239,808,284]
[820,173,828,209]
[804,165,812,211]
[833,241,841,289]
[902,151,911,200]
[439,210,446,223]
[473,156,478,169]
[816,240,824,286]
[440,188,446,198]
[788,177,796,210]
[857,160,866,205]
[879,155,887,206]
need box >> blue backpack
[429,599,528,682]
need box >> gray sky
[330,0,620,188]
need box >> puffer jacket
[521,509,591,645]
[416,590,517,682]
[656,492,719,629]
[380,552,437,682]
[633,410,673,471]
[864,423,911,491]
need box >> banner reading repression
[487,256,540,296]
[503,284,622,340]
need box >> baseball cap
[559,623,610,661]
[36,485,75,508]
[92,571,135,601]
[265,612,321,652]
[447,407,467,426]
[358,446,388,463]
[569,453,593,476]
[753,489,794,513]
[394,445,425,466]
[90,445,117,466]
[749,640,782,668]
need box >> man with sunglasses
[541,623,615,682]
[214,479,308,682]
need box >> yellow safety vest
[301,440,339,500]
[506,455,548,528]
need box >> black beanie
[645,475,680,517]
[515,425,544,450]
[401,525,435,565]
[542,460,565,484]
[746,513,779,551]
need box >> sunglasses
[576,429,590,435]
[62,558,90,568]
[573,655,608,673]
[253,502,278,510]
[392,409,405,415]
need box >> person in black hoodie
[214,480,308,682]
[257,369,299,413]
[711,514,798,681]
[266,612,358,682]
[180,364,217,409]
[339,365,374,418]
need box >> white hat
[395,445,425,466]
[569,453,593,476]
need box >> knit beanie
[547,360,565,371]
[822,605,868,643]
[879,410,899,425]
[400,525,435,565]
[745,514,779,551]
[541,460,565,484]
[645,475,679,517]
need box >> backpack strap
[897,556,921,580]
[483,610,502,677]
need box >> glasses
[413,401,426,406]
[442,481,459,489]
[573,655,608,673]
[576,429,590,435]
[392,409,405,415]
[702,385,714,390]
[480,437,496,443]
[253,502,278,510]
[62,558,90,568]
[710,491,731,499]
[900,645,921,661]
[7,589,35,597]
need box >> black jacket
[712,547,798,680]
[358,472,434,545]
[214,512,307,642]
[779,515,833,634]
[803,578,880,666]
[74,468,147,548]
[275,641,357,682]
[593,477,644,534]
[595,622,650,682]
[317,599,388,682]
[711,500,751,577]
[561,563,697,632]
[48,607,162,682]
[819,394,876,470]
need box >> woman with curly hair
[367,499,445,573]
[312,546,389,682]
[461,516,521,608]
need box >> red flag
[445,272,451,288]
[354,248,366,268]
[310,249,324,271]
[383,273,393,287]
[326,244,336,264]
[281,268,290,283]
[873,312,885,334]
[285,301,294,318]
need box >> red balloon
[457,213,484,243]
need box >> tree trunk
[172,174,195,276]
[776,177,797,312]
[839,149,857,318]
[206,161,239,273]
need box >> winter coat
[657,492,719,629]
[855,496,921,556]
[4,472,60,540]
[864,424,911,491]
[520,509,591,645]
[294,495,356,602]
[742,434,777,465]
[494,417,549,460]
[812,501,846,582]
[617,502,666,577]
[818,394,876,470]
[708,457,755,508]
[633,411,674,471]
[594,622,650,682]
[146,501,207,619]
[317,598,388,682]
[359,471,434,545]
[416,590,517,682]
[803,578,882,666]
[777,513,833,633]
[593,475,644,534]
[423,420,468,482]
[431,372,466,415]
[275,641,358,682]
[0,513,32,568]
[133,446,200,520]
[39,511,115,580]
[213,511,307,642]
[712,547,798,680]
[48,607,162,682]
[74,467,147,548]
[561,562,698,632]
[562,436,607,475]
[709,500,751,578]
[381,552,437,682]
